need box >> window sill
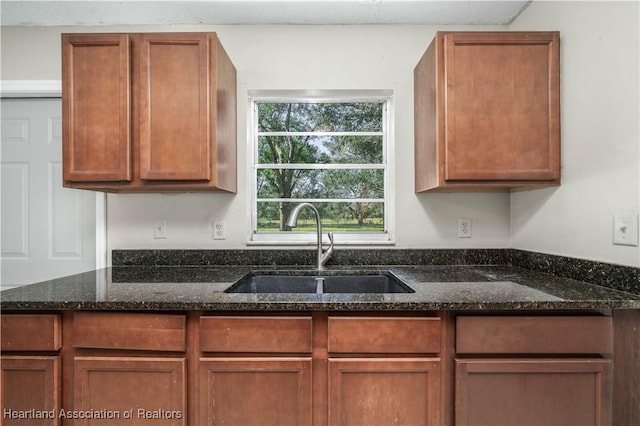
[247,234,396,246]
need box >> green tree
[258,103,321,230]
[257,102,384,231]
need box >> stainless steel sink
[225,271,414,294]
[322,274,413,293]
[225,275,318,293]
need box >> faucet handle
[327,231,334,246]
[320,232,335,269]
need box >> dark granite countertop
[2,263,639,311]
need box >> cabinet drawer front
[457,316,613,354]
[328,317,441,354]
[73,312,186,351]
[1,314,61,351]
[200,316,312,353]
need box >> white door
[1,98,98,289]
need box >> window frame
[247,90,395,246]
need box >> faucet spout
[286,202,334,270]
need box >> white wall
[509,1,640,267]
[109,25,511,255]
[1,24,512,261]
[2,0,638,267]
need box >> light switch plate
[154,219,167,239]
[613,214,639,246]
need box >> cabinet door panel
[199,358,312,426]
[329,358,441,426]
[455,358,611,426]
[62,34,131,182]
[139,33,210,181]
[73,357,186,425]
[443,32,560,182]
[1,356,60,426]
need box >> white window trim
[246,90,395,246]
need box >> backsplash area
[112,249,640,296]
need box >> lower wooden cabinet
[328,358,441,426]
[1,356,60,426]
[0,311,621,426]
[1,314,61,426]
[455,358,612,426]
[73,357,187,425]
[198,358,312,426]
[67,313,187,424]
[455,315,613,426]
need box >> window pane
[257,169,384,199]
[257,201,385,233]
[258,102,383,132]
[258,135,383,164]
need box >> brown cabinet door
[199,357,312,426]
[139,33,211,181]
[73,357,186,425]
[443,32,560,182]
[62,34,131,182]
[328,358,441,426]
[455,358,612,426]
[1,356,60,426]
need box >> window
[249,91,394,244]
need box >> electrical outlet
[613,214,639,246]
[458,218,472,238]
[213,220,225,240]
[154,219,167,239]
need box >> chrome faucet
[286,202,334,270]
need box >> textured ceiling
[1,0,531,26]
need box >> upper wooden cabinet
[414,31,560,192]
[62,32,237,192]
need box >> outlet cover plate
[213,220,225,240]
[458,218,472,238]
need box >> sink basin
[322,275,413,293]
[225,271,414,294]
[225,275,318,293]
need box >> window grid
[249,93,394,245]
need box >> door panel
[443,32,560,181]
[1,98,97,288]
[1,356,60,426]
[139,33,210,181]
[74,357,186,426]
[455,358,612,426]
[62,34,131,182]
[328,358,441,426]
[199,358,312,426]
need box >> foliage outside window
[250,92,393,244]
